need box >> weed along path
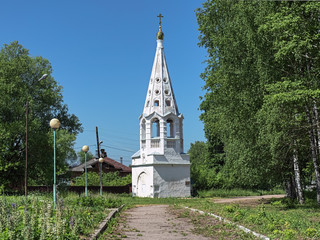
[104,205,210,240]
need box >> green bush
[72,172,131,186]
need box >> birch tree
[259,2,320,203]
[197,0,320,203]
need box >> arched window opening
[167,119,174,138]
[165,99,171,107]
[152,119,160,138]
[154,100,159,107]
[146,101,150,107]
[141,119,146,140]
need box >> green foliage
[189,141,225,191]
[0,193,123,239]
[0,41,82,190]
[77,151,94,164]
[72,172,131,186]
[196,0,320,194]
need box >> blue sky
[1,0,207,166]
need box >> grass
[171,206,256,239]
[0,192,122,240]
[182,193,320,239]
[197,188,285,198]
[2,189,319,239]
[103,190,319,240]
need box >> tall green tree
[197,0,273,189]
[257,2,320,203]
[0,41,82,190]
[196,0,320,203]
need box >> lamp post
[99,157,104,196]
[25,73,48,197]
[50,118,60,209]
[82,145,89,197]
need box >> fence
[27,185,131,194]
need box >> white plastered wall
[153,165,190,198]
[132,164,154,197]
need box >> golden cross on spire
[157,13,164,26]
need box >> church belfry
[131,15,191,198]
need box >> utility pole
[96,126,101,159]
[96,126,102,195]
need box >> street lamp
[82,145,89,197]
[50,118,60,209]
[99,157,104,196]
[25,73,48,197]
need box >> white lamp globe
[82,145,89,153]
[50,118,61,129]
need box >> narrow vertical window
[152,119,160,138]
[167,119,174,138]
[154,100,159,106]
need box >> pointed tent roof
[142,19,179,117]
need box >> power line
[100,138,139,148]
[75,143,136,154]
[74,144,97,150]
[99,132,138,142]
[101,144,136,153]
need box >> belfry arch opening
[167,119,174,138]
[152,118,160,138]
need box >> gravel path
[106,205,210,240]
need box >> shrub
[72,172,131,186]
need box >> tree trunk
[313,102,320,151]
[306,106,320,204]
[292,142,304,204]
[285,177,297,200]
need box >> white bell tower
[131,15,191,198]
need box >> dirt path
[213,194,285,205]
[103,195,286,239]
[104,205,210,240]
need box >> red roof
[70,157,131,173]
[101,157,132,172]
